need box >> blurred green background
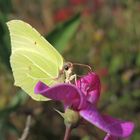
[0,0,140,140]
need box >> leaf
[0,0,12,14]
[0,90,28,138]
[9,90,28,108]
[0,13,11,69]
[109,54,123,74]
[46,14,81,53]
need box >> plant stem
[18,115,32,140]
[63,124,72,140]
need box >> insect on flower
[35,72,134,140]
[7,20,79,101]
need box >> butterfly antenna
[73,63,92,72]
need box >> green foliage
[0,13,10,70]
[46,14,80,53]
[0,0,12,14]
[0,91,28,139]
[109,54,123,74]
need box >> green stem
[63,124,72,140]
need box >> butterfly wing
[7,20,64,101]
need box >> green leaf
[0,0,12,14]
[109,54,123,74]
[0,90,28,139]
[9,90,28,108]
[46,14,81,53]
[0,13,11,69]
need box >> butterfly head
[63,62,73,76]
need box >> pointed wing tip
[7,19,23,24]
[6,20,28,29]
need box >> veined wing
[7,20,64,101]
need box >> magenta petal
[34,81,49,93]
[80,103,134,137]
[77,72,101,104]
[102,115,134,138]
[104,134,118,140]
[34,82,86,110]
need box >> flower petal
[104,134,118,140]
[80,103,134,137]
[34,81,49,93]
[34,81,86,110]
[77,72,101,104]
[102,115,134,138]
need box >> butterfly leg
[69,74,77,86]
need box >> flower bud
[64,108,81,128]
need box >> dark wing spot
[34,41,37,45]
[28,66,31,71]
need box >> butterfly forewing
[7,20,64,101]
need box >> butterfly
[7,20,74,101]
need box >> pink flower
[34,72,134,140]
[53,7,73,23]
